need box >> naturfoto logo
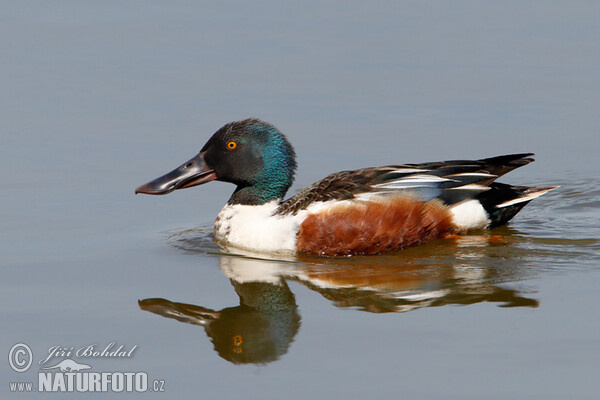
[8,342,165,394]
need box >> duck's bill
[138,298,220,326]
[135,152,217,195]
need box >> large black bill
[135,152,217,195]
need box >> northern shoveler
[136,119,557,256]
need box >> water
[2,2,599,399]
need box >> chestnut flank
[297,196,455,256]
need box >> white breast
[214,201,308,254]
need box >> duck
[135,118,557,256]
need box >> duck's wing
[275,153,535,216]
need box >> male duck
[136,119,557,256]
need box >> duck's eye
[226,141,237,150]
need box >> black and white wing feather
[275,153,536,216]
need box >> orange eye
[227,141,237,150]
[233,335,243,346]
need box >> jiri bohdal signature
[38,343,137,365]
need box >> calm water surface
[2,2,599,399]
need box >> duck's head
[135,119,297,205]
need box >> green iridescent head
[135,118,297,205]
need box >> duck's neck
[228,181,290,206]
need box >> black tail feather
[477,153,535,178]
[477,182,557,228]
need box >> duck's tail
[476,183,559,228]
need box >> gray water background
[2,2,599,399]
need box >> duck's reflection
[139,263,300,364]
[140,231,539,364]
